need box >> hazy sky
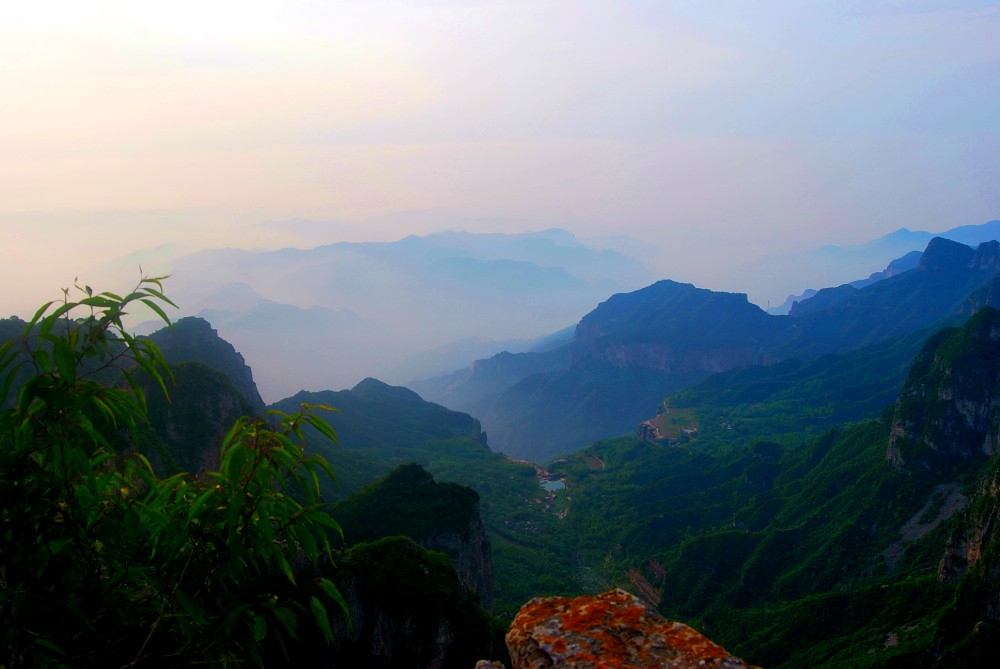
[3,0,998,313]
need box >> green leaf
[24,300,55,332]
[317,577,351,620]
[309,596,334,643]
[251,612,268,643]
[277,553,296,585]
[33,636,66,657]
[271,606,298,639]
[303,413,339,444]
[139,297,172,327]
[39,301,75,338]
[33,348,51,373]
[139,281,177,309]
[90,395,116,426]
[52,337,77,383]
[186,488,217,526]
[78,296,118,309]
[1,365,19,405]
[296,525,318,561]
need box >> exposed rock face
[939,463,1000,584]
[147,316,266,414]
[573,280,776,376]
[328,537,502,669]
[636,421,662,442]
[425,514,496,612]
[140,361,255,474]
[331,464,496,611]
[887,308,1000,470]
[506,589,760,669]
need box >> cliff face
[147,317,266,414]
[331,464,496,611]
[572,280,777,375]
[424,513,496,612]
[930,451,1000,662]
[874,307,1000,658]
[328,537,503,669]
[939,460,1000,584]
[886,308,1000,470]
[140,361,255,474]
[575,341,766,377]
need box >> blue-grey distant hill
[769,219,1000,314]
[416,237,1000,462]
[160,229,656,401]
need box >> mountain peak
[918,237,975,271]
[147,317,265,414]
[350,377,424,404]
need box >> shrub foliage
[0,277,345,668]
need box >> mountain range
[146,228,656,400]
[415,236,1000,461]
[9,222,1000,666]
[766,219,1000,314]
[132,252,1000,667]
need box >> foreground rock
[506,589,760,669]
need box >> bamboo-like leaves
[0,276,348,666]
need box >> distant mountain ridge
[418,237,1000,461]
[160,228,656,399]
[769,219,1000,314]
[540,305,1000,667]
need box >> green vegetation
[544,422,955,666]
[269,383,584,616]
[138,360,257,474]
[667,326,933,449]
[536,311,1000,667]
[332,463,479,546]
[329,537,507,669]
[0,279,345,667]
[9,264,1000,667]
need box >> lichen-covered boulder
[506,589,760,669]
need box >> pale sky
[2,0,999,314]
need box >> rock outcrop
[139,361,255,474]
[887,308,1000,470]
[425,513,496,612]
[635,420,662,442]
[332,464,496,611]
[328,537,504,669]
[147,316,266,414]
[573,280,776,376]
[505,589,760,669]
[939,461,1000,584]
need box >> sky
[2,0,999,315]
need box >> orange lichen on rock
[506,589,762,669]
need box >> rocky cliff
[573,280,778,374]
[938,458,1000,585]
[147,316,266,414]
[139,361,255,474]
[327,537,504,669]
[886,307,1000,470]
[500,589,759,669]
[931,422,1000,663]
[332,464,496,611]
[874,307,1000,661]
[424,512,496,613]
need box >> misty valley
[6,223,1000,668]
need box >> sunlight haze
[3,0,998,313]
